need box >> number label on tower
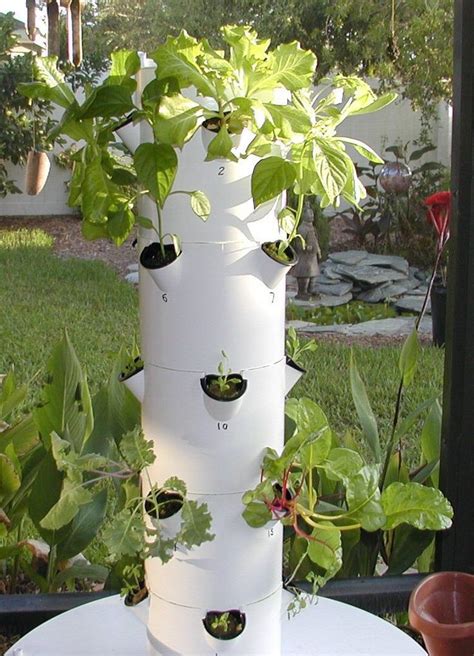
[162,293,168,303]
[218,166,225,176]
[217,422,229,431]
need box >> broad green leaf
[324,448,364,481]
[262,103,312,138]
[222,25,270,64]
[56,489,108,560]
[399,329,420,386]
[339,137,384,164]
[154,94,201,147]
[34,332,93,452]
[242,501,272,528]
[0,415,38,458]
[80,86,135,119]
[28,451,71,546]
[180,500,214,549]
[384,451,410,488]
[68,160,85,207]
[344,465,385,532]
[251,156,296,208]
[0,370,27,420]
[189,190,211,220]
[107,207,135,246]
[278,207,297,235]
[350,354,380,461]
[109,50,141,78]
[33,57,76,108]
[40,478,92,531]
[110,166,137,186]
[284,398,332,465]
[84,349,140,457]
[307,522,342,578]
[421,400,442,464]
[313,139,351,205]
[205,126,236,162]
[386,524,434,575]
[134,143,177,207]
[381,482,453,530]
[248,42,316,94]
[81,158,111,222]
[349,92,397,116]
[53,562,109,587]
[152,34,216,98]
[102,507,144,559]
[120,427,155,471]
[0,453,20,500]
[410,460,439,485]
[82,220,109,241]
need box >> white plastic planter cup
[285,356,306,395]
[200,373,247,421]
[118,367,144,403]
[140,243,183,292]
[259,241,298,289]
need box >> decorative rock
[321,264,343,280]
[328,250,369,266]
[395,295,431,314]
[127,263,139,272]
[294,316,431,337]
[312,273,345,286]
[334,264,407,285]
[317,292,353,307]
[125,271,139,284]
[361,253,409,275]
[311,281,353,297]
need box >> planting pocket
[284,356,306,394]
[259,241,297,289]
[140,242,183,292]
[200,373,247,421]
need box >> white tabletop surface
[6,594,426,656]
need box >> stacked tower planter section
[135,61,291,655]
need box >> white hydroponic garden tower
[123,58,305,656]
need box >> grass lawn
[0,228,444,452]
[0,229,139,405]
[291,340,444,464]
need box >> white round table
[6,594,426,655]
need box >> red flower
[424,191,451,241]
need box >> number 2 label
[218,166,225,176]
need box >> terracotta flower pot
[408,571,474,656]
[25,150,51,195]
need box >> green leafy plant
[285,327,317,365]
[286,301,404,325]
[20,25,394,253]
[0,334,214,594]
[203,609,246,640]
[203,351,243,400]
[0,12,55,197]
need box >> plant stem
[9,518,24,594]
[379,232,448,490]
[155,203,165,258]
[46,544,57,592]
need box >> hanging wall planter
[200,373,247,421]
[285,356,306,395]
[259,241,298,289]
[140,242,183,292]
[24,150,51,195]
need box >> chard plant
[243,326,452,603]
[19,25,395,254]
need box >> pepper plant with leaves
[20,25,395,253]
